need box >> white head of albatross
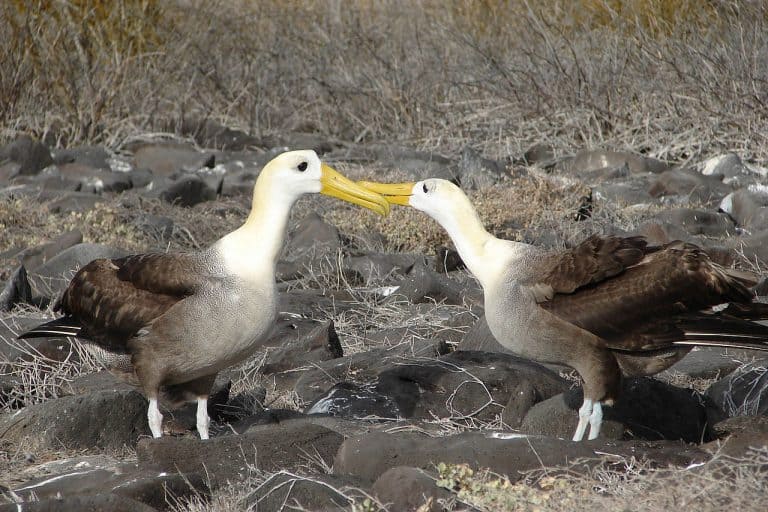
[361,177,768,442]
[18,150,388,441]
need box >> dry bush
[0,0,765,163]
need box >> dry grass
[431,448,768,512]
[0,0,766,162]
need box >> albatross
[360,178,768,441]
[18,150,389,440]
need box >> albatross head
[257,150,389,215]
[357,178,476,224]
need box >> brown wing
[536,235,648,298]
[540,242,767,352]
[55,253,200,351]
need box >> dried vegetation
[2,0,768,510]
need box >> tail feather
[17,317,82,339]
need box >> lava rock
[0,266,33,311]
[305,382,402,419]
[137,420,344,488]
[457,146,508,189]
[334,430,707,482]
[0,495,158,512]
[649,168,731,204]
[563,150,669,175]
[261,319,343,376]
[0,135,53,176]
[245,472,368,511]
[131,143,215,177]
[157,174,217,206]
[18,229,84,270]
[521,377,714,442]
[372,466,451,512]
[375,350,567,423]
[706,360,768,417]
[26,243,129,300]
[0,389,150,450]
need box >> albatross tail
[17,317,82,339]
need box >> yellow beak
[356,181,415,206]
[320,164,390,216]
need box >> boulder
[0,389,150,450]
[0,265,33,311]
[245,472,369,511]
[706,360,768,417]
[648,168,731,204]
[137,420,344,488]
[0,135,53,176]
[456,146,508,190]
[573,150,669,175]
[0,495,157,512]
[334,430,708,482]
[26,243,129,300]
[521,377,714,442]
[372,466,451,512]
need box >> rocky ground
[1,130,768,511]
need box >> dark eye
[298,161,308,172]
[422,183,428,193]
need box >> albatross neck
[433,204,504,290]
[218,173,299,278]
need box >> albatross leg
[148,397,163,438]
[196,396,210,440]
[587,401,603,440]
[572,399,593,442]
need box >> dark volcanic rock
[0,265,33,311]
[45,192,105,214]
[706,360,768,417]
[521,377,714,442]
[372,466,451,512]
[284,213,341,260]
[305,382,402,419]
[27,243,129,300]
[593,175,657,206]
[374,350,567,423]
[157,174,218,206]
[650,208,736,238]
[700,153,757,185]
[0,389,150,450]
[563,149,669,175]
[334,431,708,482]
[131,143,214,177]
[18,229,83,270]
[10,459,208,511]
[344,252,426,281]
[456,146,508,189]
[388,260,479,306]
[719,187,768,231]
[178,116,261,151]
[661,347,765,380]
[705,415,768,456]
[648,168,731,204]
[53,145,111,169]
[137,420,344,487]
[245,472,368,511]
[261,319,343,376]
[0,494,158,512]
[293,339,450,404]
[523,143,555,166]
[0,135,53,176]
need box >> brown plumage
[361,178,768,441]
